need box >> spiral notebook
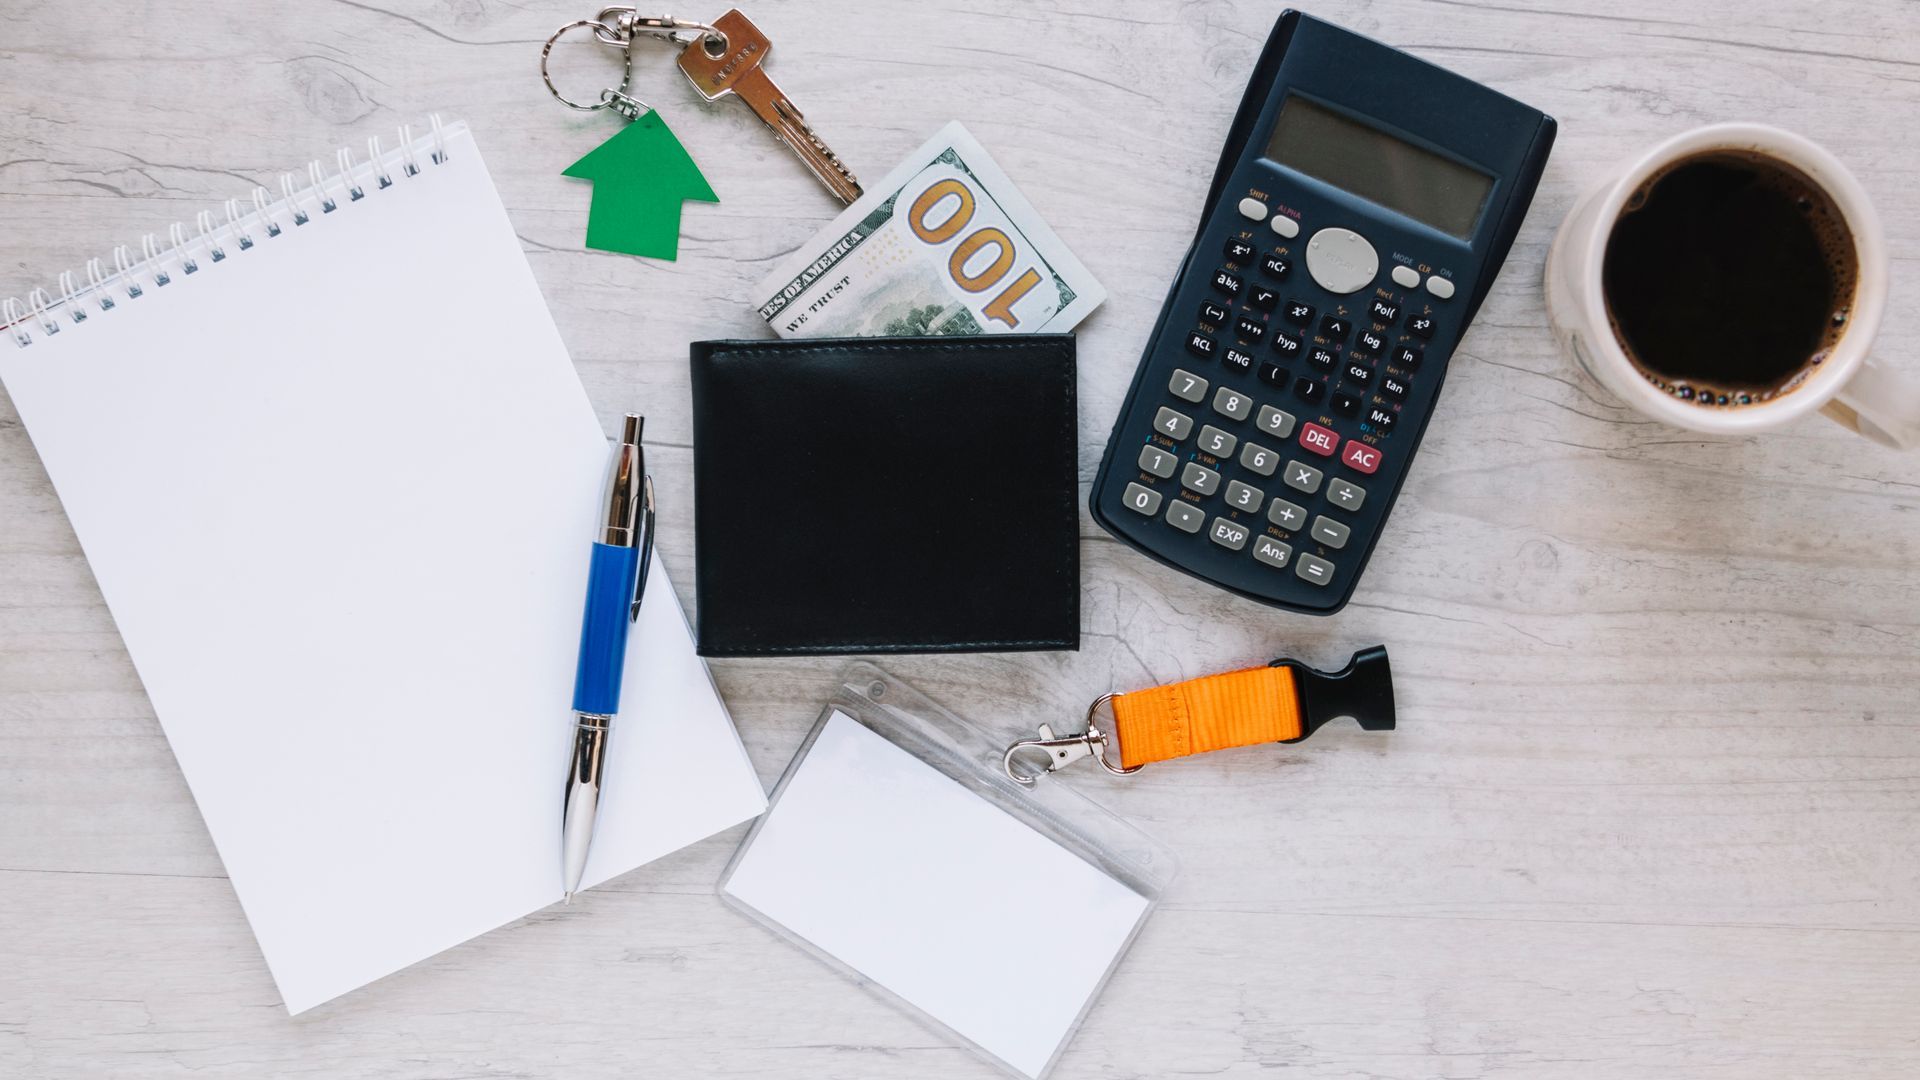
[0,118,767,1014]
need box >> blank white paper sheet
[0,121,766,1013]
[723,711,1151,1078]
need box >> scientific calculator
[1090,11,1555,614]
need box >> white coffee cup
[1545,123,1918,450]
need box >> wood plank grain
[2,0,1917,1076]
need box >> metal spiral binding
[3,116,453,348]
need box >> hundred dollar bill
[753,121,1106,338]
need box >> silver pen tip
[621,414,642,444]
[562,890,574,905]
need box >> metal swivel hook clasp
[1001,694,1145,786]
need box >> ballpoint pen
[562,413,654,902]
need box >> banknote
[752,121,1106,338]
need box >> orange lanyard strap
[1111,664,1301,768]
[1002,647,1394,784]
[1113,646,1394,768]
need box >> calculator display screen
[1262,96,1493,239]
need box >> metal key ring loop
[595,8,728,53]
[541,18,634,112]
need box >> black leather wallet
[689,336,1079,656]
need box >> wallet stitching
[696,338,1079,652]
[704,340,1072,359]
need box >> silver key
[677,10,863,204]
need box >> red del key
[1298,422,1340,456]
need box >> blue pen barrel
[572,542,641,715]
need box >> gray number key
[1154,406,1193,440]
[1168,368,1209,403]
[1181,461,1220,496]
[1240,442,1279,476]
[1256,404,1295,438]
[1122,482,1162,516]
[1224,479,1263,511]
[1197,424,1238,457]
[1212,386,1252,421]
[1138,444,1176,479]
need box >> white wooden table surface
[4,1,1918,1076]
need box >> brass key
[675,9,863,204]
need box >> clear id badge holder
[718,662,1176,1080]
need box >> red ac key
[1341,440,1383,475]
[1298,422,1340,457]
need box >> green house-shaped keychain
[564,110,717,261]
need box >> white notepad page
[0,122,766,1014]
[723,712,1151,1078]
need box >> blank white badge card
[721,711,1151,1079]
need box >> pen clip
[630,474,654,622]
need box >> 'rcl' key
[677,10,863,204]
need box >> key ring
[541,12,729,114]
[541,18,639,113]
[594,8,728,54]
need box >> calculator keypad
[1138,444,1177,479]
[1283,460,1322,495]
[1295,553,1336,586]
[1168,369,1208,403]
[1212,387,1252,421]
[1123,483,1163,516]
[1327,478,1367,511]
[1104,187,1459,612]
[1165,501,1205,533]
[1267,498,1307,530]
[1225,479,1264,511]
[1154,407,1192,440]
[1181,461,1221,496]
[1197,425,1237,457]
[1256,404,1295,438]
[1209,517,1250,551]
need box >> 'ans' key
[676,9,863,204]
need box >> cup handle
[1822,355,1920,450]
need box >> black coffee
[1601,150,1856,407]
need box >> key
[677,10,863,204]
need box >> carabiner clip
[595,8,727,50]
[1001,694,1144,786]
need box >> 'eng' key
[675,9,863,204]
